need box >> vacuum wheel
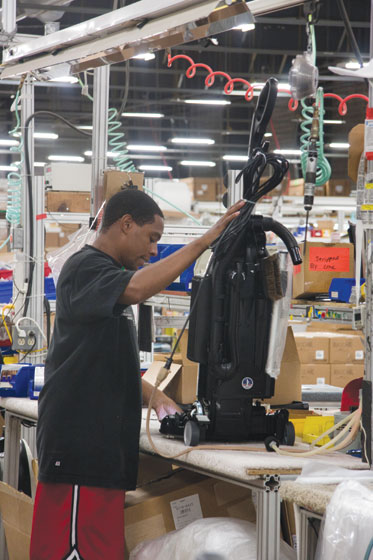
[264,435,280,452]
[282,421,296,446]
[184,420,200,447]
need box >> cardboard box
[142,361,198,404]
[287,178,304,197]
[46,190,91,213]
[330,364,364,388]
[348,124,364,182]
[329,334,364,364]
[103,170,144,201]
[58,223,81,246]
[0,482,33,560]
[45,231,60,248]
[183,177,217,202]
[326,178,352,197]
[300,364,331,385]
[125,470,256,556]
[264,327,301,406]
[293,242,354,298]
[294,333,329,363]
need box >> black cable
[23,110,91,317]
[43,296,51,347]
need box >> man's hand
[201,199,246,248]
[142,378,182,421]
[151,390,182,421]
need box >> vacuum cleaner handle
[261,217,302,265]
[248,77,278,155]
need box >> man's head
[100,188,164,270]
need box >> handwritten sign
[308,247,350,272]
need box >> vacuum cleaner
[160,78,302,449]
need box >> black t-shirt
[37,245,141,490]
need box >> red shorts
[30,482,125,560]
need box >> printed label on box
[316,377,326,384]
[170,493,203,530]
[315,350,324,360]
[331,291,339,298]
[308,247,350,272]
[355,350,364,360]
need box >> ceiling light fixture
[48,155,84,162]
[345,61,368,69]
[50,76,79,84]
[0,139,19,147]
[0,165,17,171]
[323,120,344,124]
[12,131,58,140]
[171,137,215,145]
[127,144,167,152]
[78,125,93,130]
[274,149,302,155]
[184,99,231,106]
[180,160,216,167]
[15,160,46,167]
[122,112,164,118]
[222,155,247,162]
[139,165,172,172]
[232,23,255,32]
[329,142,350,149]
[264,132,272,137]
[132,53,156,61]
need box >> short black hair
[102,188,164,231]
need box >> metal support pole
[367,0,373,465]
[1,0,17,37]
[13,77,34,321]
[227,169,244,206]
[91,65,109,218]
[255,476,281,560]
[28,176,45,364]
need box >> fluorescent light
[11,131,58,139]
[0,139,19,147]
[139,165,172,172]
[329,142,350,149]
[84,150,119,158]
[50,76,78,84]
[223,155,247,162]
[48,155,85,162]
[127,144,167,152]
[133,52,155,61]
[264,132,272,137]
[233,23,255,32]
[171,137,215,145]
[323,119,344,124]
[345,61,368,69]
[0,165,17,171]
[180,160,216,167]
[14,160,46,167]
[78,125,93,130]
[184,99,231,106]
[122,112,164,119]
[274,149,302,155]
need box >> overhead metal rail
[0,0,305,78]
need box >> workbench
[0,398,369,560]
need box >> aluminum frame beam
[0,0,308,78]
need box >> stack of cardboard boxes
[183,177,223,202]
[294,331,364,388]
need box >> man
[30,188,244,559]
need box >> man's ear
[119,214,133,234]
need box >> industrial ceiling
[0,0,370,182]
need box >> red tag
[36,213,47,221]
[309,247,350,272]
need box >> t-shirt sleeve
[62,254,135,321]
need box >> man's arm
[119,200,245,305]
[142,378,182,421]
